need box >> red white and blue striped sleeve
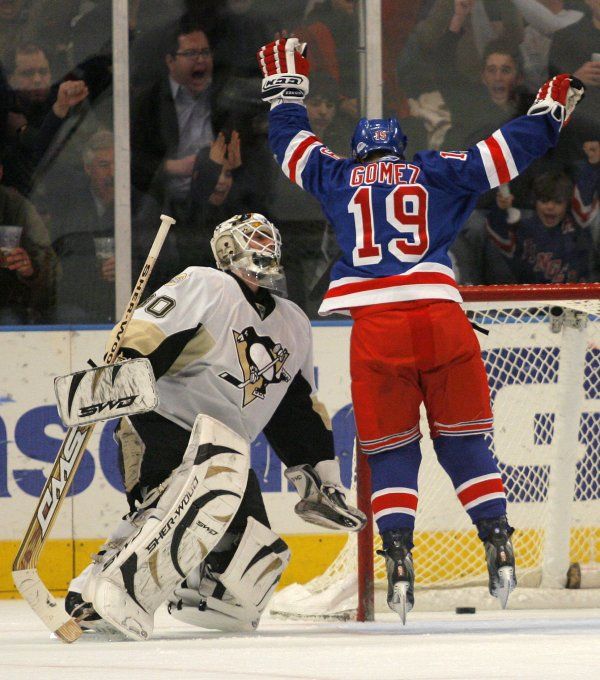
[572,163,599,228]
[280,130,322,189]
[416,113,561,195]
[476,129,520,187]
[268,102,344,198]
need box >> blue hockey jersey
[486,206,592,284]
[268,103,562,315]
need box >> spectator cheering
[485,172,593,284]
[4,42,89,195]
[131,19,216,225]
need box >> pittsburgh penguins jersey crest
[221,326,291,407]
[117,267,320,444]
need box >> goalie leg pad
[168,518,290,632]
[88,414,249,641]
[219,517,290,611]
[68,511,144,634]
[168,566,261,633]
[285,461,367,532]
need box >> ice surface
[0,600,598,680]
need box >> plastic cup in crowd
[93,236,115,262]
[0,225,23,266]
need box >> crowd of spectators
[0,0,598,324]
[397,0,600,285]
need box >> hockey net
[271,284,600,620]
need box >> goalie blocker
[54,358,158,427]
[83,414,249,641]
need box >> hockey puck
[455,607,476,614]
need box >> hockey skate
[285,463,366,532]
[477,516,517,609]
[377,529,415,624]
[65,590,122,635]
[65,564,122,636]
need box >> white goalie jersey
[117,267,324,445]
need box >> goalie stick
[12,214,175,643]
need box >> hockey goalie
[62,213,365,640]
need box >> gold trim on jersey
[311,396,332,431]
[114,418,145,492]
[164,272,189,286]
[119,319,167,356]
[166,327,216,375]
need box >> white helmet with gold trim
[210,213,286,295]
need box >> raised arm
[418,74,585,195]
[511,0,582,37]
[257,39,345,199]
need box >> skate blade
[390,582,410,625]
[496,566,516,609]
[76,618,126,638]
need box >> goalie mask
[210,213,287,295]
[351,117,407,161]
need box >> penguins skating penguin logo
[219,327,291,406]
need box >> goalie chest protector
[122,267,316,442]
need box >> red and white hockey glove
[257,39,309,104]
[527,74,585,129]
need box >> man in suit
[130,18,218,223]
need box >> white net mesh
[272,297,600,617]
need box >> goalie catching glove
[527,74,585,130]
[285,460,366,532]
[257,38,309,105]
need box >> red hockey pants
[350,300,493,452]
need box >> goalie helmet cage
[270,283,600,622]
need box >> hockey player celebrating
[257,38,585,622]
[66,212,365,640]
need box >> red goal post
[272,282,600,621]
